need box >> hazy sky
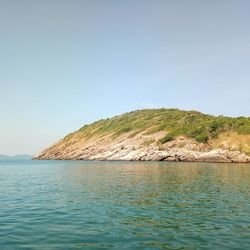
[0,0,250,155]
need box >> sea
[1,159,250,249]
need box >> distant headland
[34,109,250,163]
[0,154,32,160]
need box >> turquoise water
[1,160,250,249]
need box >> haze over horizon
[1,0,250,155]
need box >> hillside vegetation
[63,109,250,154]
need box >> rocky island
[34,109,250,163]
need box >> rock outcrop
[34,130,250,163]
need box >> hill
[34,109,250,163]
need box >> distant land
[0,154,32,160]
[34,109,250,163]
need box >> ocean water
[1,160,250,250]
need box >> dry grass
[211,132,250,155]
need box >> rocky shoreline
[34,133,250,163]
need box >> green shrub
[195,133,209,143]
[209,121,223,132]
[238,125,250,134]
[186,127,204,138]
[159,134,174,144]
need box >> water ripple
[0,160,250,249]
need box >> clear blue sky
[1,0,249,155]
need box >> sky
[0,0,250,155]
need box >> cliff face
[34,109,250,163]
